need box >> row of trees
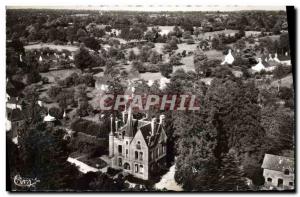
[163,64,294,191]
[7,9,288,43]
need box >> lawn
[204,49,224,60]
[40,68,82,83]
[175,43,198,54]
[173,56,194,73]
[245,31,261,37]
[271,74,293,88]
[25,43,79,52]
[139,72,163,81]
[198,29,239,40]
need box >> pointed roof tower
[125,104,134,137]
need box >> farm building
[262,154,294,190]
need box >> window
[139,152,143,161]
[277,178,283,187]
[135,164,139,173]
[150,151,153,160]
[118,145,122,154]
[267,178,272,182]
[159,145,163,155]
[136,141,141,149]
[289,182,293,186]
[284,169,290,175]
[124,162,130,170]
[157,147,160,157]
[118,158,122,167]
[126,141,129,145]
[126,149,128,158]
[139,165,144,174]
[162,145,166,154]
[135,151,138,160]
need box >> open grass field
[271,74,293,88]
[245,31,261,37]
[140,72,163,81]
[173,56,194,73]
[204,49,224,60]
[198,29,239,39]
[40,68,82,83]
[25,43,79,52]
[175,43,197,53]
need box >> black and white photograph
[5,3,296,192]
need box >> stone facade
[263,168,294,190]
[109,107,167,180]
[262,154,294,190]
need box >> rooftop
[262,154,294,173]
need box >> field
[40,68,81,83]
[245,31,261,37]
[24,43,79,52]
[198,29,239,39]
[271,74,293,88]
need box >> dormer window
[136,141,141,149]
[284,169,290,175]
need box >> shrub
[49,107,63,119]
[273,64,292,79]
[159,63,173,78]
[132,61,146,73]
[48,85,62,99]
[169,55,182,66]
[186,38,195,45]
[38,61,50,73]
[70,118,110,138]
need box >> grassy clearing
[25,43,79,52]
[198,29,239,39]
[204,49,224,60]
[271,74,293,88]
[40,68,82,83]
[175,43,197,53]
[173,56,194,73]
[245,31,261,37]
[139,72,163,81]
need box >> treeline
[7,9,288,43]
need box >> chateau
[109,106,168,180]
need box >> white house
[252,58,266,72]
[262,154,294,190]
[221,49,234,65]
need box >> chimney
[110,115,114,134]
[151,117,157,135]
[122,111,126,124]
[159,114,165,125]
[115,119,119,132]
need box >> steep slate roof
[262,154,294,173]
[139,121,165,147]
